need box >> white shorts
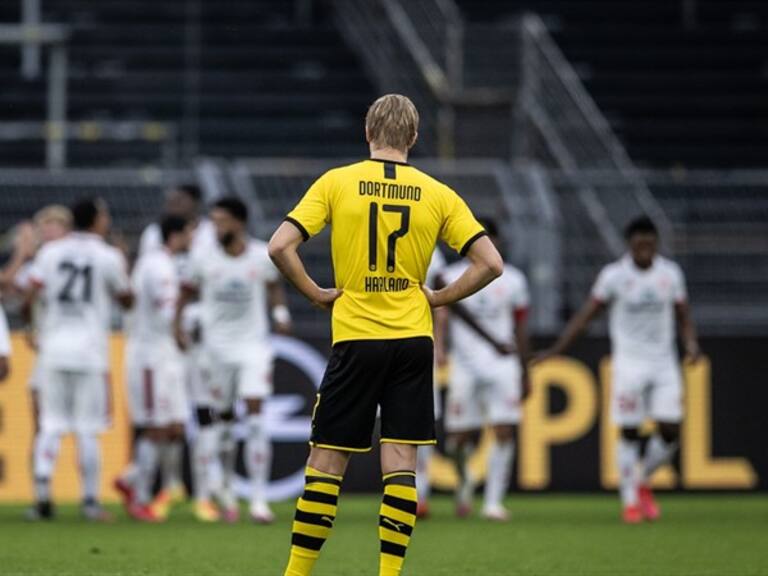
[127,345,189,427]
[40,366,110,434]
[611,356,683,427]
[200,347,273,411]
[445,356,522,433]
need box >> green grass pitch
[1,495,767,575]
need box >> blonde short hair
[365,94,419,151]
[34,204,72,229]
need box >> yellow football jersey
[286,158,485,344]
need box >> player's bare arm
[675,300,701,362]
[173,283,198,350]
[514,307,533,399]
[539,297,606,360]
[433,272,512,355]
[267,280,292,334]
[267,221,341,311]
[422,236,502,308]
[433,304,450,368]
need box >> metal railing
[517,14,672,256]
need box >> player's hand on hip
[312,287,342,311]
[421,284,441,308]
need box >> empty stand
[0,0,375,165]
[456,0,768,168]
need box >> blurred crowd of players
[0,183,699,526]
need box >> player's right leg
[443,362,483,517]
[116,346,149,511]
[74,370,113,522]
[483,357,523,521]
[130,426,165,522]
[283,340,382,576]
[192,406,221,522]
[612,357,646,524]
[638,360,684,521]
[28,365,67,521]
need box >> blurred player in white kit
[435,218,531,521]
[175,197,291,524]
[116,183,215,517]
[138,184,215,258]
[122,215,191,522]
[12,207,72,432]
[25,198,133,521]
[540,216,700,523]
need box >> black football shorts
[310,337,435,452]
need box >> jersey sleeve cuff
[459,231,488,257]
[284,216,310,242]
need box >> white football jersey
[592,254,687,362]
[442,262,529,370]
[187,239,278,362]
[30,233,130,371]
[128,248,179,349]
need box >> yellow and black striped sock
[379,470,418,576]
[284,466,343,576]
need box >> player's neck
[369,147,408,164]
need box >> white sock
[245,414,271,506]
[33,431,61,502]
[484,440,514,510]
[135,437,159,505]
[77,433,101,504]
[415,445,433,503]
[193,425,220,502]
[642,434,678,483]
[219,422,237,510]
[162,440,183,491]
[618,438,640,507]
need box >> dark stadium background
[1,0,767,497]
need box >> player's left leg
[443,361,482,517]
[378,336,436,576]
[483,424,516,521]
[29,365,68,521]
[76,370,113,522]
[243,397,273,523]
[483,357,523,521]
[612,358,647,523]
[239,352,274,523]
[379,444,419,576]
[638,361,684,520]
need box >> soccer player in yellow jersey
[269,94,504,576]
